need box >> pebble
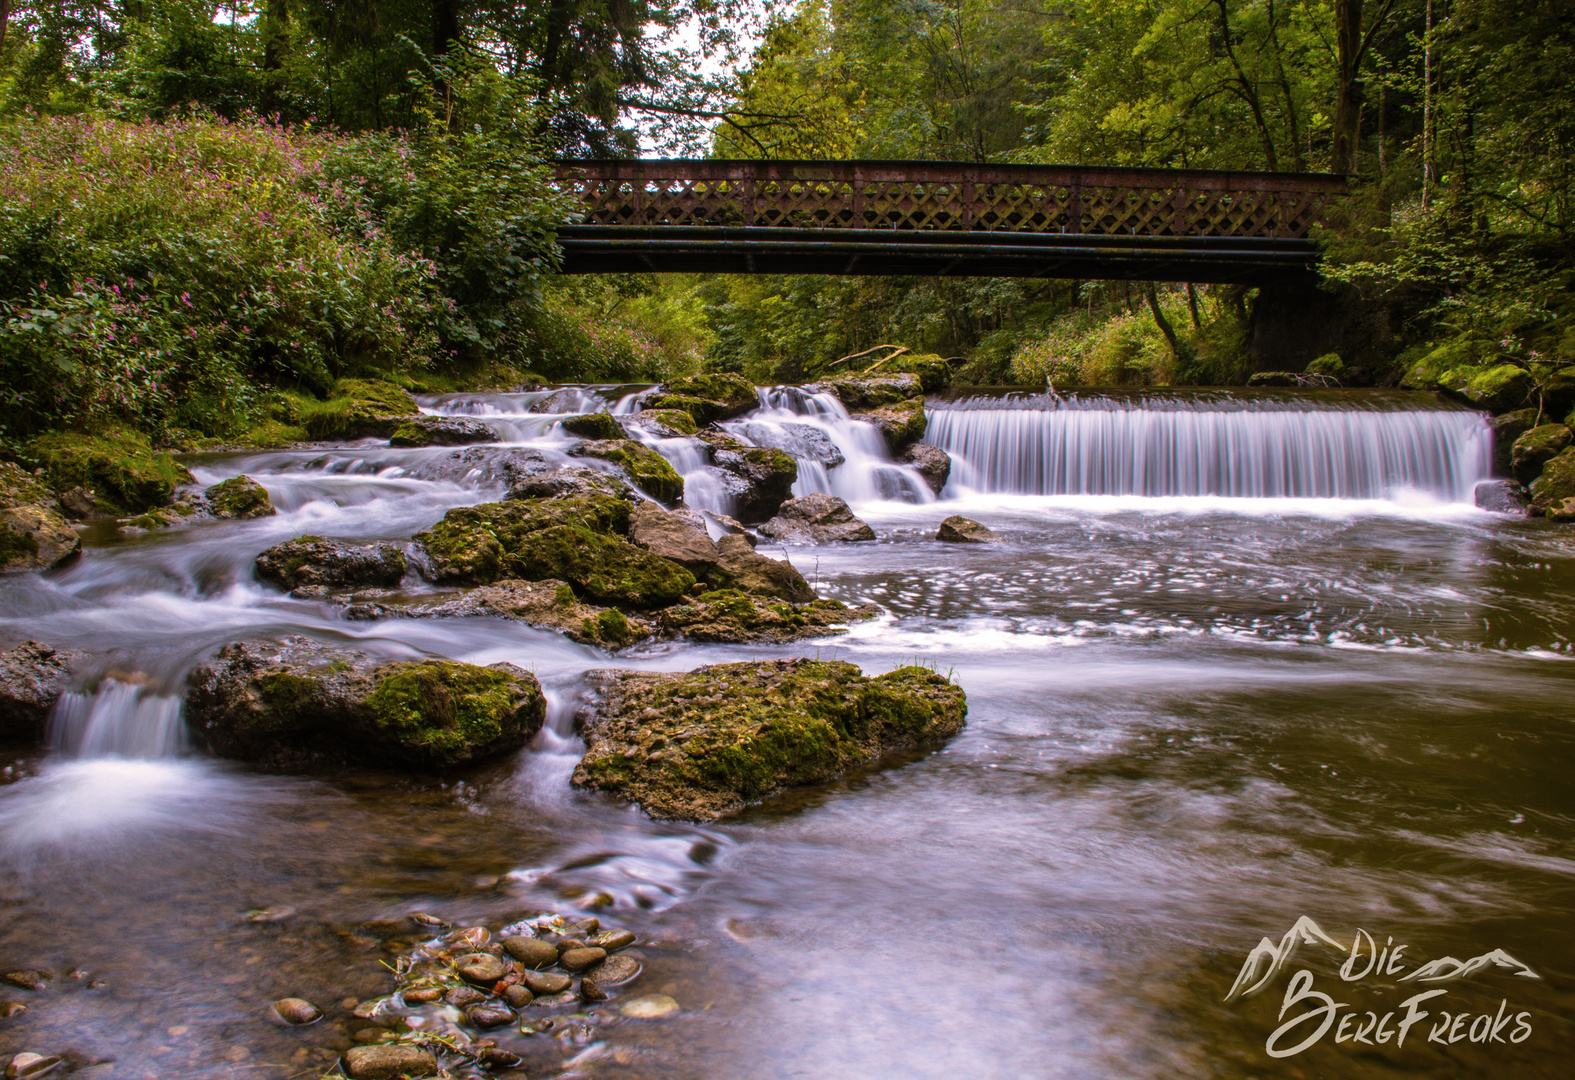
[467,1002,514,1028]
[521,970,571,995]
[350,999,383,1019]
[270,998,321,1025]
[5,1055,61,1079]
[530,990,578,1007]
[352,1028,387,1044]
[592,954,642,986]
[0,1003,27,1019]
[454,952,508,985]
[443,986,485,1008]
[502,936,559,969]
[501,984,534,1008]
[245,906,296,923]
[479,1047,523,1069]
[569,917,600,935]
[1,972,47,992]
[620,993,680,1019]
[558,947,606,972]
[343,1044,438,1080]
[402,987,442,1005]
[409,913,448,930]
[579,978,608,1003]
[446,926,490,949]
[591,929,636,951]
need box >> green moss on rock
[0,462,57,510]
[560,413,630,440]
[1511,424,1573,483]
[854,398,927,453]
[570,440,684,503]
[415,495,635,584]
[572,659,967,821]
[825,373,923,411]
[205,475,274,519]
[864,353,951,392]
[301,379,418,439]
[1531,446,1575,516]
[657,590,869,643]
[636,408,698,435]
[364,661,545,769]
[26,428,193,514]
[515,525,694,607]
[1452,364,1535,414]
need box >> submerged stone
[270,998,321,1025]
[342,1045,437,1080]
[187,642,547,770]
[936,515,1001,543]
[573,659,967,821]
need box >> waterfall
[925,394,1493,501]
[50,681,188,759]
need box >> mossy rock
[301,379,418,440]
[388,416,496,448]
[573,659,967,821]
[824,373,923,411]
[0,505,79,573]
[186,642,546,770]
[560,413,630,440]
[415,495,635,584]
[570,440,684,503]
[1304,353,1345,377]
[405,578,654,648]
[0,462,57,510]
[853,398,927,453]
[636,408,698,436]
[1450,364,1535,414]
[657,590,869,643]
[205,476,274,519]
[25,428,194,515]
[1511,424,1573,483]
[641,394,727,427]
[863,353,951,392]
[255,536,407,593]
[660,373,758,419]
[1530,447,1575,516]
[515,525,694,608]
[696,432,799,522]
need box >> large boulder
[1529,447,1575,516]
[900,444,951,495]
[25,428,193,515]
[255,537,407,595]
[759,494,875,543]
[731,421,844,468]
[0,505,80,574]
[205,476,275,519]
[696,431,798,522]
[514,526,695,608]
[823,373,923,411]
[186,641,546,770]
[1491,408,1541,476]
[301,379,419,440]
[715,534,814,602]
[572,659,967,821]
[1447,364,1535,414]
[415,495,635,584]
[632,408,698,436]
[569,440,684,503]
[854,398,927,454]
[657,591,870,644]
[644,373,758,426]
[389,416,498,447]
[1474,479,1530,516]
[627,502,721,572]
[559,413,630,441]
[1511,424,1572,484]
[0,641,82,742]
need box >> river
[1,387,1571,1078]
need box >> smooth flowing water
[2,387,1572,1079]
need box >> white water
[926,394,1493,501]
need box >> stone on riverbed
[853,398,927,454]
[407,579,651,647]
[627,502,721,571]
[414,494,635,584]
[572,659,967,821]
[715,535,814,602]
[1511,424,1572,483]
[900,443,951,495]
[695,431,799,523]
[503,936,560,969]
[569,439,684,503]
[255,536,406,595]
[822,373,923,410]
[759,493,875,543]
[1474,479,1530,516]
[559,412,629,440]
[657,590,870,644]
[342,1045,438,1080]
[5,1053,62,1079]
[644,373,759,426]
[389,416,498,447]
[204,475,275,519]
[1529,447,1575,517]
[0,642,81,743]
[936,515,1001,543]
[0,463,79,573]
[186,641,546,770]
[269,997,321,1025]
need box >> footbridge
[551,160,1346,283]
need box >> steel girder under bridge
[551,160,1346,283]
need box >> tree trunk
[1185,283,1202,330]
[1330,0,1363,174]
[1145,282,1183,363]
[433,0,462,56]
[260,0,290,118]
[0,0,12,59]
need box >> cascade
[49,681,188,759]
[925,393,1493,501]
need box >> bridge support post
[1247,275,1392,382]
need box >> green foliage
[25,426,193,513]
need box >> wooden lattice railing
[552,160,1347,240]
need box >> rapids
[2,386,1572,1079]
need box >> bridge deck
[551,160,1345,282]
